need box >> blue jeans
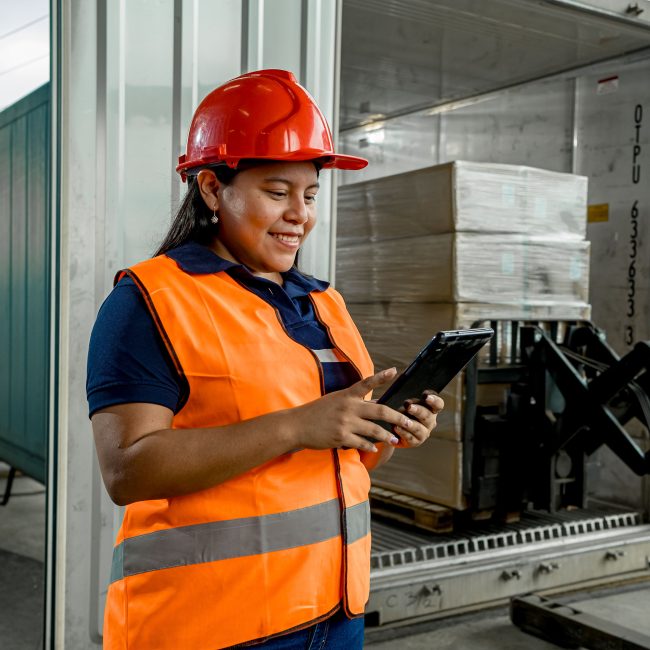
[248,609,365,649]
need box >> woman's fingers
[395,392,446,448]
[395,412,430,446]
[298,373,446,452]
[349,368,397,399]
[405,402,437,428]
[347,427,400,453]
[421,390,445,414]
[364,399,415,427]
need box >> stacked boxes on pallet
[336,161,590,509]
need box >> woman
[88,69,444,650]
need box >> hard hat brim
[319,153,369,171]
[177,151,368,177]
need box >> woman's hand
[289,368,414,453]
[393,390,445,448]
[91,369,445,504]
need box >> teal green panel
[0,85,50,483]
[25,103,50,482]
[0,125,10,446]
[8,114,29,475]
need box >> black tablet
[376,327,494,427]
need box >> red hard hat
[176,69,367,179]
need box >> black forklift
[464,319,650,649]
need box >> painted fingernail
[403,417,412,428]
[390,436,399,445]
[408,403,416,412]
[426,394,436,403]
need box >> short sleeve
[86,277,183,417]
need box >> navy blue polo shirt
[86,241,361,417]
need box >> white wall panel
[53,1,104,646]
[179,0,242,173]
[339,113,441,185]
[438,79,574,171]
[262,0,302,70]
[574,56,650,513]
[339,77,573,187]
[53,0,340,647]
[300,0,340,282]
[106,0,177,267]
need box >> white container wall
[576,58,650,355]
[338,76,575,185]
[51,1,339,647]
[575,57,650,512]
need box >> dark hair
[154,160,322,258]
[154,166,239,257]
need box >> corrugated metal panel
[0,84,50,483]
[341,0,650,129]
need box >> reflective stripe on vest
[110,499,370,583]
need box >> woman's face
[205,161,319,283]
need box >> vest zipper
[230,278,353,612]
[309,293,364,616]
[264,294,352,610]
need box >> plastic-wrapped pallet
[372,440,467,510]
[349,301,591,445]
[349,301,592,370]
[336,234,590,306]
[337,161,588,245]
[335,160,591,510]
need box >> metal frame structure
[511,592,650,649]
[463,321,650,515]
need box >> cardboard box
[372,437,467,510]
[336,234,590,304]
[337,161,588,245]
[350,301,591,442]
[349,301,592,371]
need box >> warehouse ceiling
[340,0,650,130]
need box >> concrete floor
[367,610,561,649]
[0,464,46,650]
[2,462,650,649]
[366,585,650,648]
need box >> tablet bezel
[376,327,494,424]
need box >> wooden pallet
[369,486,454,533]
[470,508,521,524]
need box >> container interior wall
[339,75,574,185]
[337,52,650,513]
[575,57,650,511]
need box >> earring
[211,204,219,225]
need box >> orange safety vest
[103,254,374,650]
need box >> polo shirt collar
[165,240,329,293]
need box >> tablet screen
[377,328,494,416]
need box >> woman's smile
[268,232,302,247]
[207,161,319,282]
